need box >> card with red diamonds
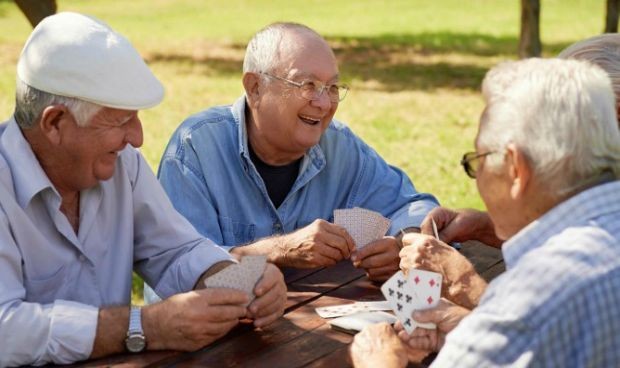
[380,269,442,334]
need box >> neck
[246,111,304,166]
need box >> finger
[365,264,399,280]
[203,304,248,322]
[201,288,249,306]
[253,264,282,296]
[249,284,284,317]
[412,308,442,324]
[320,230,353,259]
[253,310,282,328]
[357,246,398,269]
[324,223,356,255]
[201,319,241,337]
[353,238,389,260]
[314,242,343,262]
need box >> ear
[506,143,532,200]
[39,105,71,145]
[242,72,262,108]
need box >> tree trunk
[14,0,57,28]
[518,0,541,58]
[605,0,620,33]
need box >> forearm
[230,236,285,265]
[446,269,488,310]
[90,306,129,358]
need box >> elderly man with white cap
[0,12,286,366]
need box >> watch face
[126,334,146,353]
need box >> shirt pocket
[23,263,69,304]
[218,216,256,246]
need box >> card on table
[315,300,392,318]
[328,311,397,335]
[380,269,442,334]
[333,207,391,249]
[204,255,267,306]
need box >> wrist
[141,304,164,351]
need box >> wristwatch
[125,306,146,353]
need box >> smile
[299,114,321,126]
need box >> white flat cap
[17,12,164,110]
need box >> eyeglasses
[262,73,349,102]
[460,151,496,179]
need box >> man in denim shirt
[153,22,438,293]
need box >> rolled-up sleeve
[0,210,98,366]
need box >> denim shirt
[158,96,439,248]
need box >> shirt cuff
[46,300,99,364]
[388,200,438,235]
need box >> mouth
[299,114,322,126]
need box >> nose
[125,115,144,148]
[310,89,333,110]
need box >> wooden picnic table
[68,241,504,368]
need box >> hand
[351,237,400,281]
[350,323,408,368]
[400,233,486,309]
[420,207,502,247]
[143,288,248,351]
[275,219,355,268]
[395,298,470,352]
[247,263,287,328]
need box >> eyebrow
[289,71,340,83]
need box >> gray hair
[14,78,102,129]
[478,58,620,197]
[558,34,620,100]
[243,22,324,75]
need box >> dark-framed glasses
[460,151,496,179]
[262,73,349,102]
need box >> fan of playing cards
[380,269,442,334]
[334,207,391,249]
[204,255,267,306]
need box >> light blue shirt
[0,118,233,366]
[158,96,438,248]
[432,181,620,367]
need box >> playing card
[315,300,392,318]
[380,269,442,334]
[204,255,267,306]
[408,269,442,310]
[334,207,391,249]
[329,311,397,335]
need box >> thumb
[412,308,439,324]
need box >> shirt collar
[0,117,57,208]
[502,180,620,267]
[231,95,325,170]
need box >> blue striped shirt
[432,181,620,367]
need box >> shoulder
[320,119,375,156]
[164,104,236,159]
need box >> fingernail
[351,254,358,262]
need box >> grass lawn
[0,0,605,302]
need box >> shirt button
[273,223,283,234]
[78,255,86,262]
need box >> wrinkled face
[474,131,516,241]
[251,32,339,158]
[59,107,143,191]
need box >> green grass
[0,0,606,302]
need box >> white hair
[242,22,324,75]
[478,58,620,196]
[559,34,620,100]
[14,78,102,129]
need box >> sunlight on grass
[0,0,605,303]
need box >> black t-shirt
[248,144,301,208]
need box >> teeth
[300,115,321,123]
